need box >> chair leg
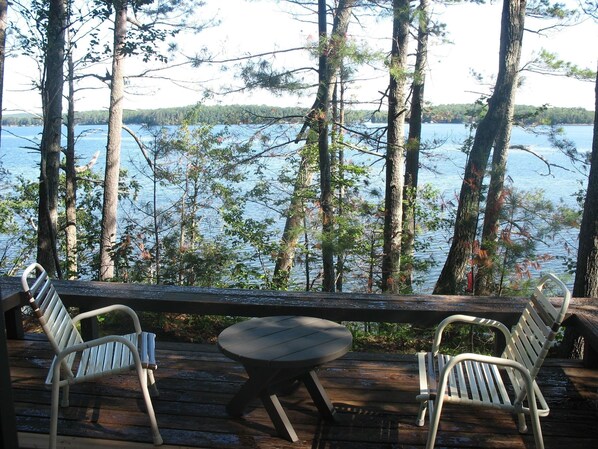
[425,397,444,449]
[50,380,61,449]
[523,376,544,449]
[517,412,528,433]
[60,384,70,408]
[147,368,159,397]
[137,366,163,445]
[416,400,428,426]
[529,411,545,449]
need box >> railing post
[4,308,24,340]
[493,328,506,356]
[79,305,99,341]
[0,291,19,449]
[583,342,598,368]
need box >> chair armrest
[72,304,142,334]
[432,314,511,355]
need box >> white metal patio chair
[416,273,571,449]
[21,263,163,449]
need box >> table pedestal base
[227,365,336,442]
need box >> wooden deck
[8,335,598,449]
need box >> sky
[2,0,597,115]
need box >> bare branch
[75,151,100,173]
[122,125,154,171]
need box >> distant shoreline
[2,103,595,127]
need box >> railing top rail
[4,276,591,326]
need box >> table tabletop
[217,315,352,369]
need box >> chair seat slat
[520,316,543,356]
[492,365,511,405]
[89,345,102,376]
[146,333,156,368]
[468,361,483,401]
[473,361,491,403]
[113,341,125,369]
[104,342,116,371]
[46,291,64,330]
[482,363,500,403]
[509,331,535,372]
[418,352,430,396]
[53,312,74,349]
[528,306,551,339]
[531,291,558,323]
[456,361,469,400]
[35,278,52,311]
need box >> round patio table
[217,315,353,442]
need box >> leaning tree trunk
[433,0,526,295]
[99,0,127,281]
[474,107,515,296]
[401,0,429,292]
[381,0,410,293]
[37,0,66,278]
[273,152,314,289]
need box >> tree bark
[381,0,410,293]
[65,42,77,279]
[273,153,314,289]
[433,0,526,295]
[99,0,127,281]
[573,67,598,298]
[560,66,598,359]
[37,0,66,278]
[474,108,514,296]
[0,0,7,143]
[401,0,429,292]
[317,0,334,292]
[333,78,347,292]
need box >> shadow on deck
[8,335,598,449]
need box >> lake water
[0,123,594,291]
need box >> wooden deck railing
[1,276,532,337]
[2,275,597,363]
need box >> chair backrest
[501,273,571,400]
[21,263,84,382]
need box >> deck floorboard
[8,337,598,449]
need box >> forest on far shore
[2,103,594,127]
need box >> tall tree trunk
[474,108,515,295]
[574,67,598,298]
[37,0,66,278]
[152,150,161,284]
[433,0,526,295]
[333,77,347,292]
[273,0,355,291]
[560,66,598,360]
[0,0,7,144]
[99,0,127,281]
[317,0,334,291]
[65,39,77,279]
[401,0,429,292]
[381,0,410,293]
